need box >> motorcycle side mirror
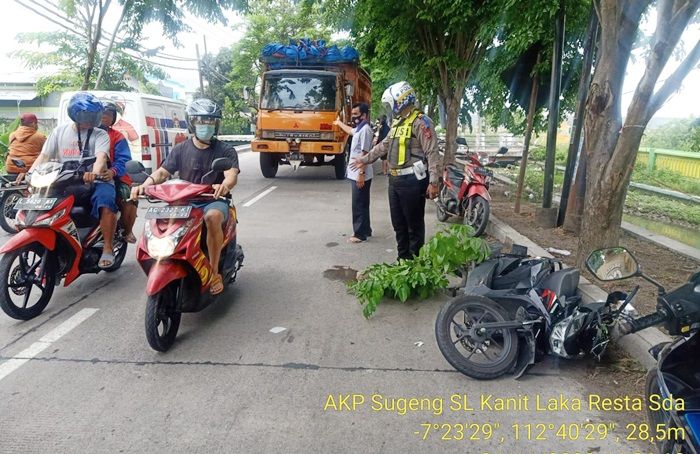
[456,137,467,146]
[586,247,640,281]
[211,157,233,173]
[11,158,26,169]
[126,160,147,175]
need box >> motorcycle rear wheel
[0,191,22,234]
[464,195,490,237]
[145,282,182,352]
[645,368,676,454]
[0,244,55,320]
[435,295,518,380]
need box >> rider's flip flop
[98,252,115,269]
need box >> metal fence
[637,147,700,179]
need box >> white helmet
[381,81,416,119]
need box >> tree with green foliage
[577,0,699,267]
[351,0,507,166]
[642,117,700,152]
[14,0,243,93]
[214,0,334,133]
[15,30,167,96]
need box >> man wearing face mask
[130,99,239,295]
[334,102,374,243]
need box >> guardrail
[637,147,700,179]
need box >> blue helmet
[67,92,103,127]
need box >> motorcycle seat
[70,206,96,228]
[539,268,580,299]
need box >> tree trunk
[94,2,128,89]
[576,0,699,268]
[514,55,540,214]
[442,92,462,169]
[81,1,110,90]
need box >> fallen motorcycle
[435,246,692,380]
[435,137,492,236]
[128,159,244,352]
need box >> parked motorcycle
[435,137,492,236]
[0,157,128,320]
[128,159,244,352]
[584,248,700,454]
[435,246,695,381]
[0,159,31,234]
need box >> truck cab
[252,55,371,179]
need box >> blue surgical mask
[195,124,215,141]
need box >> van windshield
[261,73,337,111]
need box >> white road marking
[243,186,277,207]
[0,308,98,382]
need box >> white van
[58,91,189,173]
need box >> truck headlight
[319,132,334,140]
[261,130,275,139]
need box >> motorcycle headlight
[31,170,60,188]
[144,220,191,260]
[35,209,66,226]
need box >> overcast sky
[1,3,697,119]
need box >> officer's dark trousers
[351,178,372,240]
[388,174,429,260]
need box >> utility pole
[558,9,598,227]
[538,6,565,227]
[195,44,204,97]
[203,36,213,99]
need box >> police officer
[350,81,440,260]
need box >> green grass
[631,163,700,197]
[494,166,700,227]
[625,190,700,227]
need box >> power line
[27,0,199,64]
[16,0,199,72]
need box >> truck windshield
[261,74,337,111]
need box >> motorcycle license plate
[145,206,192,220]
[14,197,57,211]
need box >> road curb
[485,214,670,370]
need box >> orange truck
[251,42,371,179]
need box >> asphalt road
[0,149,648,453]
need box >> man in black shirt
[131,99,239,295]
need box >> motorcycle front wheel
[464,195,490,236]
[0,244,55,320]
[645,368,677,454]
[145,281,182,352]
[435,295,518,380]
[0,191,22,234]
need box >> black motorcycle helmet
[185,98,222,135]
[101,100,123,127]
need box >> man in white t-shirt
[334,102,374,243]
[29,92,118,269]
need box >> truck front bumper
[251,140,343,154]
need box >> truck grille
[261,130,325,140]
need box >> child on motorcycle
[99,100,137,244]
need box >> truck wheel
[334,148,348,180]
[260,153,278,178]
